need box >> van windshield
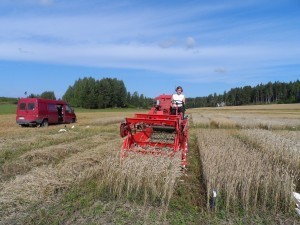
[66,105,74,113]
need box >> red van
[16,98,77,127]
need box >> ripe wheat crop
[238,129,300,172]
[97,153,182,209]
[196,129,296,214]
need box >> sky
[0,0,299,99]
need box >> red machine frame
[120,94,188,168]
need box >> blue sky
[0,0,299,99]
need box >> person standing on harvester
[170,86,185,116]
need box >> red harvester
[120,94,188,168]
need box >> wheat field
[0,104,299,224]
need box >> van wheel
[71,118,76,123]
[41,119,49,127]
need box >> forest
[186,80,300,108]
[62,77,153,109]
[64,78,299,109]
[1,79,299,109]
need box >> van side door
[47,103,59,124]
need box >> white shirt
[172,93,185,107]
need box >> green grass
[0,103,17,115]
[166,131,205,225]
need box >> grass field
[0,103,17,115]
[0,104,299,224]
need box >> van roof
[18,98,68,105]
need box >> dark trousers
[170,106,184,116]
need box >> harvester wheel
[120,122,128,137]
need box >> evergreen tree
[28,93,40,98]
[63,77,129,109]
[116,80,127,107]
[131,91,140,107]
[185,80,300,108]
[40,91,56,100]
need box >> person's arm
[170,95,174,107]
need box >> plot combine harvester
[120,94,188,168]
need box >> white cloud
[159,38,177,49]
[214,68,226,73]
[185,37,196,49]
[18,47,30,54]
[1,39,299,85]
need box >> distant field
[0,103,147,115]
[190,103,300,130]
[0,104,299,224]
[0,103,17,115]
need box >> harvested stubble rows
[192,112,300,129]
[0,113,183,224]
[0,149,182,224]
[0,112,127,223]
[190,104,300,129]
[0,133,116,182]
[230,116,300,129]
[196,129,297,214]
[78,111,137,126]
[0,125,116,179]
[0,137,122,222]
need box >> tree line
[62,77,152,109]
[11,78,300,109]
[27,91,56,100]
[186,80,300,108]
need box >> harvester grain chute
[120,94,188,168]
